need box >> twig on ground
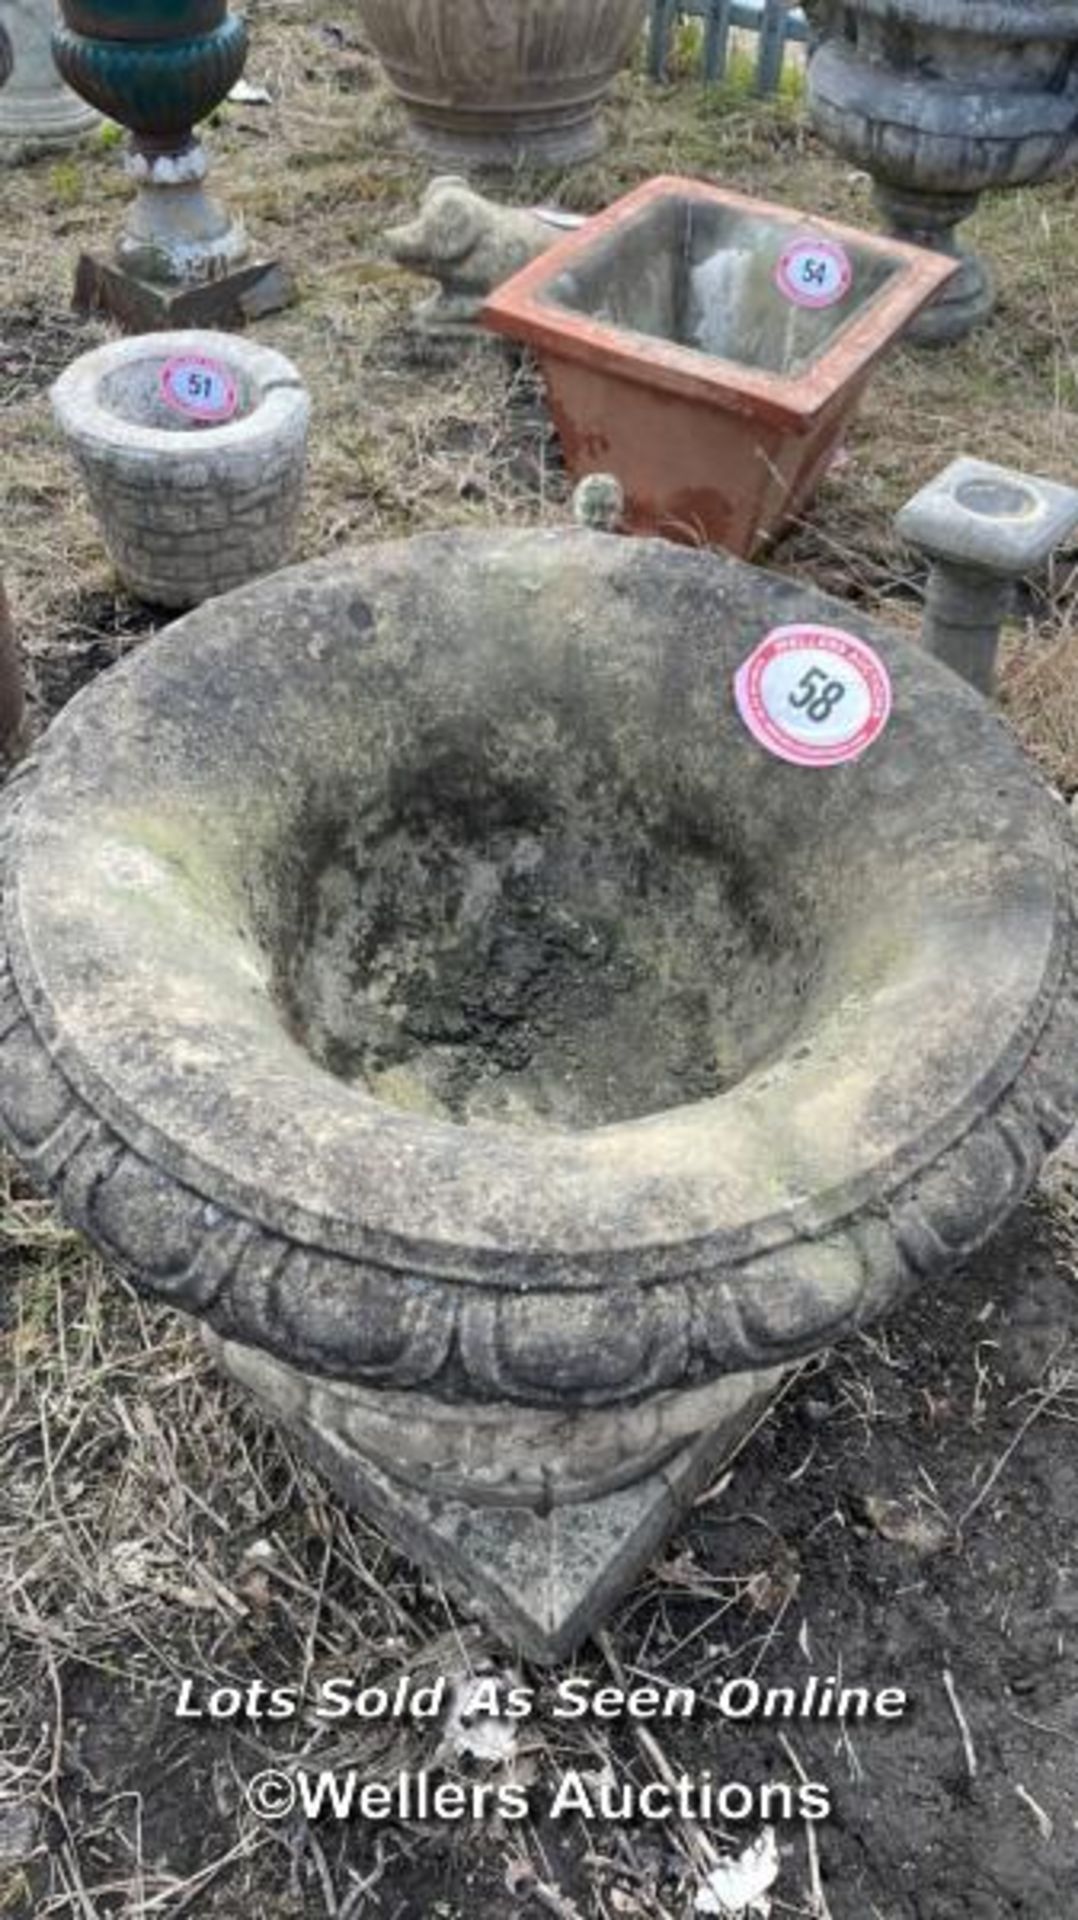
[1014,1783,1053,1841]
[779,1733,833,1920]
[959,1372,1072,1531]
[941,1668,978,1782]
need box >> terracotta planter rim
[482,175,958,431]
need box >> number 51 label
[734,625,892,768]
[160,354,238,424]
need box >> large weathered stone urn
[353,0,648,167]
[1,530,1075,1657]
[805,0,1078,344]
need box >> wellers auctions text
[176,1671,909,1726]
[248,1764,834,1826]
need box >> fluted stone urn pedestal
[0,530,1076,1658]
[805,0,1078,345]
[53,0,289,330]
[354,0,648,168]
[0,0,97,155]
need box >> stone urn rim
[49,329,309,460]
[1,529,1075,1407]
[58,0,228,41]
[830,0,1078,31]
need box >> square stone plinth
[73,253,294,333]
[205,1327,782,1662]
[297,1407,775,1662]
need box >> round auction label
[775,236,852,310]
[160,354,238,424]
[734,625,891,768]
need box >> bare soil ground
[2,6,1078,1917]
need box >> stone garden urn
[0,529,1075,1658]
[353,0,648,167]
[52,0,288,327]
[0,0,97,151]
[805,0,1078,345]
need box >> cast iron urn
[53,0,255,314]
[805,0,1078,345]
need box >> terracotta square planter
[482,176,957,555]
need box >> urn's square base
[269,1377,783,1664]
[73,252,295,334]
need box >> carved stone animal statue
[385,176,579,332]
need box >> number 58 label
[734,625,892,768]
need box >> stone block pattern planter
[51,330,310,608]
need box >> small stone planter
[50,330,310,609]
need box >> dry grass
[3,5,1078,1914]
[0,1157,830,1916]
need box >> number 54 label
[734,625,892,768]
[775,237,852,310]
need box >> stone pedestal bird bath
[0,530,1075,1657]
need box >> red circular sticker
[734,625,891,768]
[160,354,238,424]
[775,237,853,311]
